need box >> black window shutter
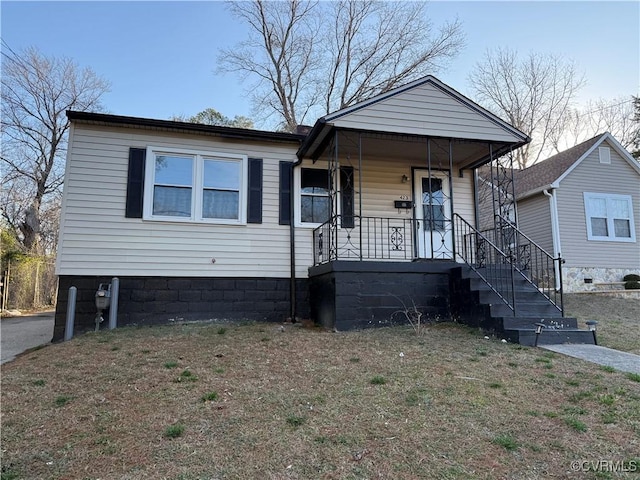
[125,148,146,218]
[247,158,263,224]
[279,161,293,225]
[340,166,355,228]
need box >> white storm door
[414,170,453,259]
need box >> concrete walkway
[542,344,640,375]
[1,311,54,364]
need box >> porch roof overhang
[296,122,527,170]
[296,75,530,170]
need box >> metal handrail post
[510,258,517,317]
[557,256,564,316]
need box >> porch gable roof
[298,76,530,161]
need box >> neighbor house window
[300,168,330,224]
[145,147,246,223]
[583,193,635,242]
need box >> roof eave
[66,111,306,144]
[516,184,554,201]
[296,118,330,160]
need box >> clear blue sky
[2,1,638,129]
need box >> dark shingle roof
[514,134,607,198]
[66,111,306,144]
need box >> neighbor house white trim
[543,188,562,290]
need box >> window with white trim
[144,147,246,223]
[299,168,330,225]
[583,193,635,242]
[293,165,355,227]
[202,159,241,219]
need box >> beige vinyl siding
[331,82,521,143]
[344,157,474,221]
[517,194,554,254]
[57,124,299,278]
[58,124,480,279]
[295,157,475,222]
[556,140,640,269]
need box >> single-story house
[54,75,595,345]
[515,133,640,292]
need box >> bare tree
[171,107,254,128]
[633,96,640,159]
[324,1,462,113]
[218,0,464,131]
[468,48,585,169]
[549,96,638,154]
[219,0,320,131]
[1,45,110,253]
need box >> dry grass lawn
[564,294,640,354]
[2,310,639,479]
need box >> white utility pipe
[543,189,562,291]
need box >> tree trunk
[19,204,41,253]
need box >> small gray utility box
[95,283,111,310]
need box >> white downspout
[543,188,562,291]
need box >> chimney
[295,125,313,136]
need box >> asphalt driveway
[1,310,54,364]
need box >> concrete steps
[449,265,595,346]
[505,328,597,347]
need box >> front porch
[306,211,571,343]
[301,129,516,265]
[297,130,574,341]
[293,76,591,344]
[296,121,530,332]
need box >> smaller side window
[300,168,330,224]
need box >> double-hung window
[202,159,241,219]
[300,168,330,225]
[152,154,194,217]
[294,166,355,227]
[583,193,635,242]
[145,147,246,223]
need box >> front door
[414,170,453,259]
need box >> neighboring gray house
[515,133,640,292]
